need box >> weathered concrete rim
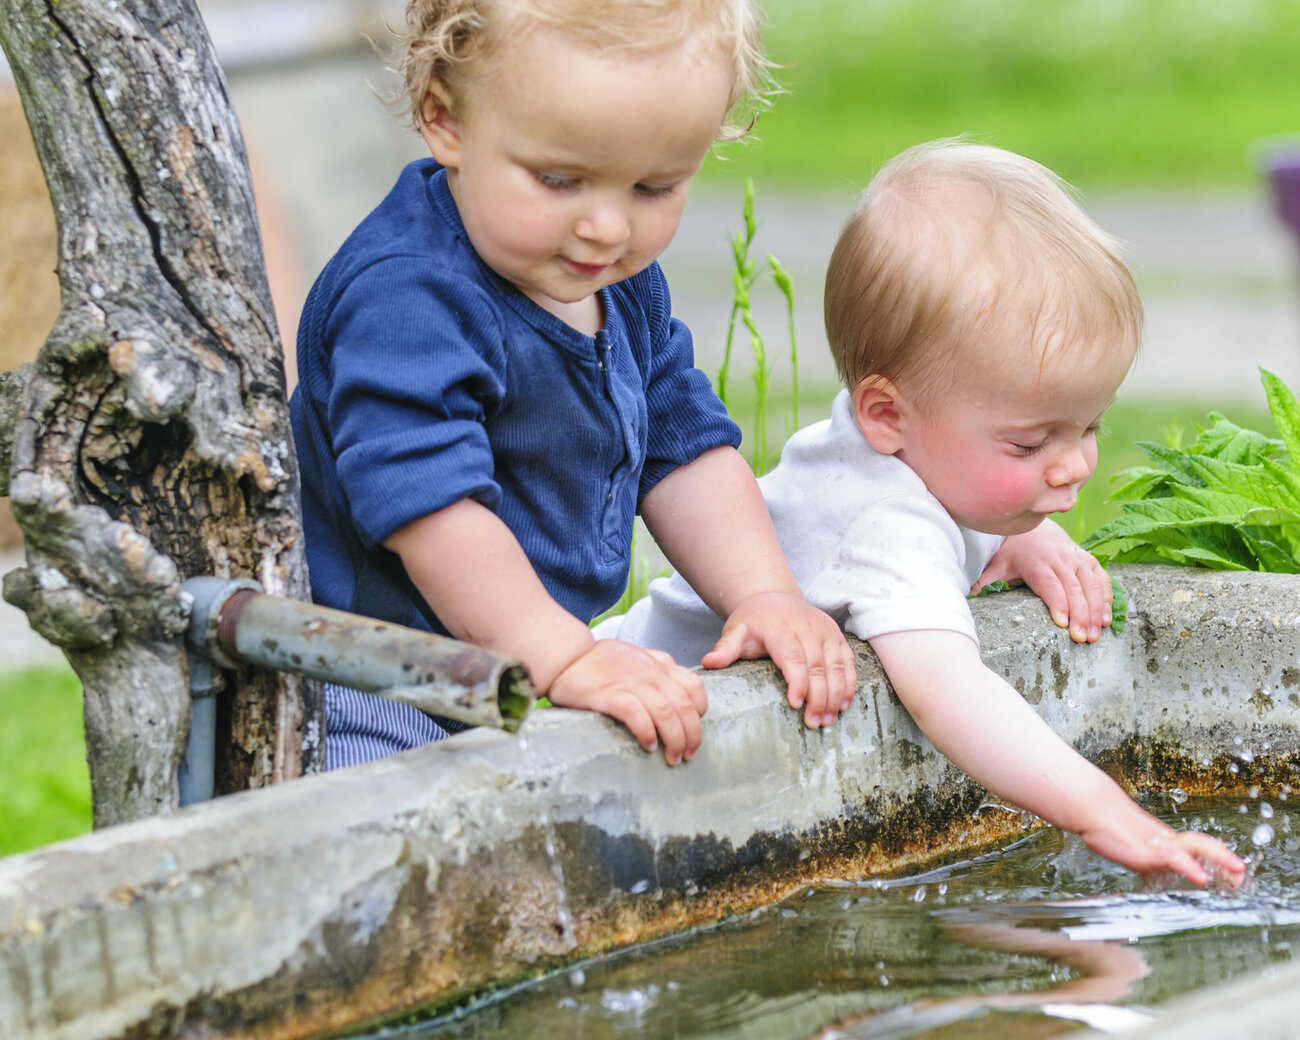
[3,563,1300,1040]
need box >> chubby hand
[975,519,1111,643]
[1082,819,1247,888]
[548,639,707,766]
[701,591,858,729]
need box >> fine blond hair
[397,0,772,142]
[824,140,1143,410]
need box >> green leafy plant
[1082,368,1300,573]
[716,179,801,475]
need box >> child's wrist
[526,625,596,694]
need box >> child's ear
[417,82,463,169]
[852,375,906,455]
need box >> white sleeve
[598,571,723,667]
[800,492,985,645]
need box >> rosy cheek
[979,466,1038,510]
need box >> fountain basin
[2,564,1300,1040]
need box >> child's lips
[564,258,611,278]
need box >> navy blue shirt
[290,159,741,635]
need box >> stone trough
[3,564,1300,1040]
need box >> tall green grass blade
[769,254,799,432]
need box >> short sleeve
[326,257,508,548]
[801,493,986,646]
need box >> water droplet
[1240,749,1256,764]
[1201,757,1211,768]
[1252,822,1275,848]
[570,968,586,987]
[1230,763,1240,775]
[1234,735,1244,747]
[938,883,948,896]
[912,886,926,903]
[1239,804,1249,815]
[1250,786,1261,799]
[630,879,651,895]
[958,829,969,844]
[1262,802,1275,820]
[879,974,891,987]
[1169,788,1189,805]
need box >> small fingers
[1079,558,1114,633]
[1057,563,1092,643]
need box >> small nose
[1047,445,1091,487]
[576,199,630,246]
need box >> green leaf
[1108,573,1127,634]
[971,579,1013,598]
[1134,441,1209,486]
[1196,413,1282,464]
[1237,531,1300,573]
[1262,368,1300,473]
[1082,497,1237,548]
[1161,544,1254,570]
[1173,456,1300,511]
[1107,468,1171,503]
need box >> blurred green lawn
[702,0,1300,192]
[0,663,89,856]
[5,0,1298,858]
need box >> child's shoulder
[310,161,489,312]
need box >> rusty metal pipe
[181,577,535,733]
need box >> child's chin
[987,514,1049,537]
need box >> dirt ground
[0,88,60,549]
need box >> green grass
[0,662,91,857]
[703,0,1300,192]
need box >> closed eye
[531,169,578,191]
[634,181,680,199]
[1013,440,1047,457]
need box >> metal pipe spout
[181,577,535,733]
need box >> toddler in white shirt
[603,140,1244,886]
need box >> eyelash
[532,170,577,191]
[634,182,678,199]
[1014,425,1103,457]
[530,170,678,199]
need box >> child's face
[875,336,1135,537]
[421,26,731,329]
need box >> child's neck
[525,289,604,338]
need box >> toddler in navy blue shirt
[290,0,857,769]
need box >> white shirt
[600,389,1006,665]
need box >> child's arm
[974,518,1112,643]
[640,445,858,729]
[386,499,707,765]
[870,629,1246,886]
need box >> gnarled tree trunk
[0,0,322,826]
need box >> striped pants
[323,684,461,770]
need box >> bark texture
[0,0,322,826]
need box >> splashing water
[517,732,576,952]
[366,795,1300,1040]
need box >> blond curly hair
[396,0,771,142]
